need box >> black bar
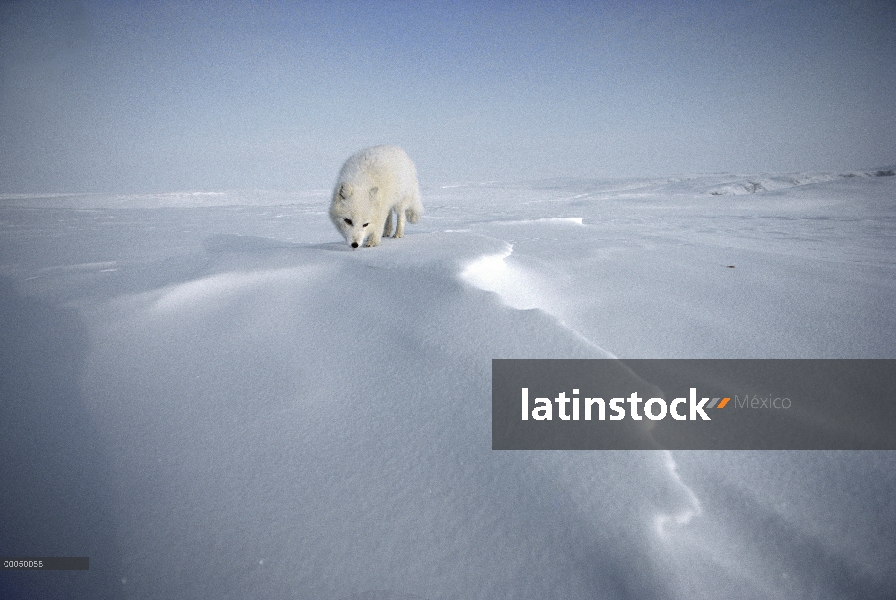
[1,557,89,570]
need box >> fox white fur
[329,145,423,248]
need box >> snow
[1,170,895,599]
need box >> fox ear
[369,186,379,198]
[338,183,353,199]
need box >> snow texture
[1,170,895,599]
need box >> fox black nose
[351,242,359,248]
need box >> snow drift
[1,171,895,599]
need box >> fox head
[330,182,380,249]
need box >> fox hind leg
[394,209,407,238]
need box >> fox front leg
[364,227,383,247]
[383,210,394,238]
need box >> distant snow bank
[520,167,896,198]
[2,166,893,208]
[701,167,896,196]
[0,189,329,209]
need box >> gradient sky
[1,0,894,192]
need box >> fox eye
[344,218,352,226]
[362,223,369,228]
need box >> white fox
[329,145,423,249]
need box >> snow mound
[2,169,895,599]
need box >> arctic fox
[329,145,423,248]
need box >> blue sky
[1,0,894,192]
